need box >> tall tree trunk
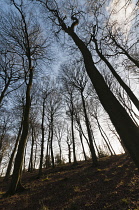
[81,91,98,166]
[23,143,27,172]
[95,117,116,156]
[75,114,90,147]
[90,127,100,157]
[6,66,33,195]
[45,127,51,168]
[67,136,71,164]
[4,123,22,180]
[34,141,38,169]
[108,124,127,154]
[78,129,87,161]
[5,1,34,195]
[28,127,34,172]
[38,98,45,177]
[6,70,32,195]
[50,116,55,168]
[93,37,139,111]
[71,104,77,164]
[112,37,139,68]
[58,143,62,165]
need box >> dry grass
[0,154,139,210]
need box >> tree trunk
[4,123,22,180]
[50,116,55,168]
[75,114,90,147]
[6,71,32,195]
[0,79,11,104]
[28,127,34,173]
[58,144,62,165]
[81,91,98,166]
[6,56,33,195]
[34,141,38,169]
[67,137,71,164]
[45,129,51,168]
[71,104,77,164]
[90,128,100,157]
[38,98,45,177]
[112,37,139,68]
[93,37,139,111]
[96,117,116,156]
[78,129,87,161]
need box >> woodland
[0,0,139,208]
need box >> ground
[0,154,139,210]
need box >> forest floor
[0,154,139,210]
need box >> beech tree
[45,85,62,168]
[61,75,77,164]
[4,0,47,196]
[54,121,65,165]
[38,79,52,177]
[60,63,98,165]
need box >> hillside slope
[0,154,139,210]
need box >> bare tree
[35,0,139,169]
[45,85,62,168]
[4,0,47,196]
[0,51,22,105]
[54,121,65,165]
[61,80,77,164]
[91,35,139,111]
[38,81,51,177]
[60,63,98,165]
